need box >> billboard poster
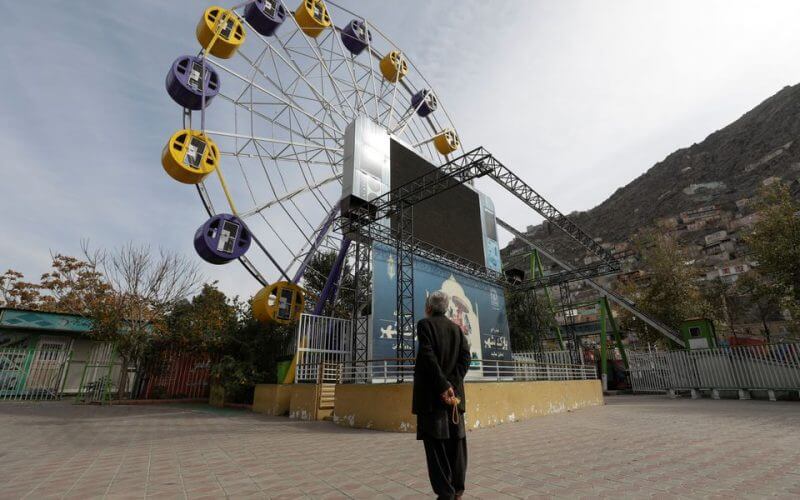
[371,243,512,376]
[479,192,502,272]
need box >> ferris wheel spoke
[326,28,368,115]
[215,93,338,159]
[208,58,344,138]
[271,20,357,123]
[206,129,342,153]
[254,139,334,215]
[241,172,341,218]
[251,158,320,251]
[362,21,382,122]
[385,76,402,130]
[238,34,351,129]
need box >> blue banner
[371,243,512,371]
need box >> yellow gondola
[433,129,460,155]
[161,129,219,184]
[294,0,331,38]
[252,281,306,325]
[196,6,246,59]
[379,50,408,83]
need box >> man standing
[413,291,472,499]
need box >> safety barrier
[0,342,212,403]
[628,343,800,398]
[513,349,585,366]
[0,346,70,401]
[297,358,597,385]
[130,350,212,400]
[294,313,352,383]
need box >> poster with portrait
[371,243,512,376]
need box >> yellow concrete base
[253,383,320,421]
[253,380,603,431]
[333,380,603,432]
[252,384,293,416]
[287,384,318,420]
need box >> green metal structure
[529,250,565,350]
[680,318,717,350]
[599,295,629,391]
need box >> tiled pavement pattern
[0,396,799,499]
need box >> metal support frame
[395,200,415,375]
[602,296,629,370]
[334,145,649,380]
[557,281,579,361]
[530,251,564,349]
[598,297,628,391]
[497,218,684,345]
[369,147,495,220]
[313,238,351,315]
[481,150,618,267]
[351,241,371,380]
[338,146,619,291]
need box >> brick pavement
[0,395,798,499]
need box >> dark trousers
[423,436,467,499]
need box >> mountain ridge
[511,83,800,258]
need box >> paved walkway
[0,396,798,499]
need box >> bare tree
[82,241,203,399]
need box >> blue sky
[4,0,800,299]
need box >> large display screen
[389,139,485,266]
[371,242,512,374]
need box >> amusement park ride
[160,0,683,384]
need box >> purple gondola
[341,19,372,55]
[244,0,287,37]
[165,55,220,110]
[411,89,438,117]
[194,214,252,264]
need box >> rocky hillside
[509,83,800,260]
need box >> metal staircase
[315,362,341,420]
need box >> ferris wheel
[161,0,462,324]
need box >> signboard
[371,243,512,374]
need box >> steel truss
[481,149,618,266]
[497,218,684,345]
[339,146,621,291]
[336,145,640,377]
[350,241,371,381]
[395,199,415,374]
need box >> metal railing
[130,350,212,400]
[296,358,597,385]
[75,342,121,404]
[295,313,352,383]
[513,349,585,366]
[628,343,800,394]
[0,342,214,403]
[0,346,71,401]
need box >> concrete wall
[252,384,293,416]
[465,380,602,429]
[332,384,415,432]
[333,380,603,432]
[288,384,318,421]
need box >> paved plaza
[0,395,798,499]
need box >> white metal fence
[296,358,597,384]
[513,349,585,366]
[0,347,71,401]
[629,343,800,394]
[295,313,352,383]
